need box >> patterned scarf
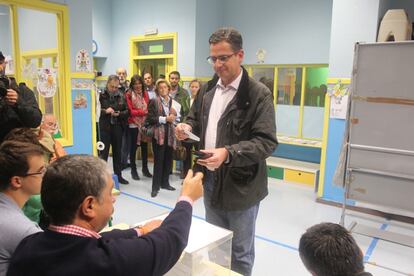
[154,96,176,148]
[129,89,147,127]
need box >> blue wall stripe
[120,191,298,252]
[363,223,388,262]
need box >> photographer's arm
[14,85,42,128]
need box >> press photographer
[0,51,42,142]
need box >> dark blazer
[7,201,193,276]
[185,67,278,211]
[99,89,129,132]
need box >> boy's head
[299,222,365,276]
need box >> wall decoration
[4,55,14,75]
[37,68,57,98]
[75,49,92,72]
[256,48,266,63]
[327,79,350,119]
[71,78,94,90]
[92,40,98,55]
[73,92,87,109]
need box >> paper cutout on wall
[37,68,57,98]
[73,92,88,109]
[5,55,14,75]
[71,79,94,90]
[75,49,92,72]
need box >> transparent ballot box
[166,217,234,276]
[137,214,235,276]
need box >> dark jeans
[99,124,123,175]
[203,171,260,276]
[182,141,193,177]
[152,137,173,192]
[128,127,149,170]
[121,126,130,165]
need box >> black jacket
[7,201,192,276]
[185,68,278,211]
[99,89,129,132]
[0,83,42,142]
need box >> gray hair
[209,27,243,52]
[106,74,120,85]
[41,154,111,225]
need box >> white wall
[92,0,111,58]
[107,0,196,77]
[94,0,334,77]
[222,0,333,65]
[194,0,223,77]
[328,0,380,77]
[47,0,93,72]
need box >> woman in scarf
[125,75,152,180]
[145,79,180,197]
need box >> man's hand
[5,89,18,106]
[137,219,163,235]
[196,148,229,170]
[181,169,203,202]
[175,123,192,140]
[105,107,115,114]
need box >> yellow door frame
[0,0,73,146]
[129,32,177,77]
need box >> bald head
[41,114,58,135]
[116,67,127,84]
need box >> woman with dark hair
[99,75,129,184]
[145,79,179,197]
[125,74,152,180]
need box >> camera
[0,75,10,98]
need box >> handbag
[140,122,154,138]
[173,142,187,161]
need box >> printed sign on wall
[328,79,350,120]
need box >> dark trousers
[128,127,149,170]
[121,126,130,165]
[99,124,123,175]
[182,142,193,177]
[152,137,173,192]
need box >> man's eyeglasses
[23,167,47,177]
[206,53,237,65]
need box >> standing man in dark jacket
[99,75,129,184]
[168,71,190,120]
[176,27,277,276]
[0,51,42,142]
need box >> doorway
[129,32,177,79]
[138,59,166,80]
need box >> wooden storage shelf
[266,157,319,187]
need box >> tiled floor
[112,161,414,276]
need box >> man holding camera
[0,51,42,142]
